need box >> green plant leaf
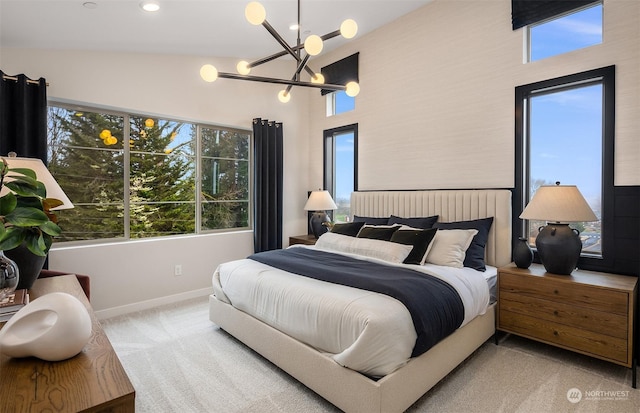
[15,196,43,210]
[0,193,17,215]
[8,168,37,180]
[40,220,62,237]
[5,177,44,198]
[24,232,47,256]
[0,227,26,251]
[4,207,49,227]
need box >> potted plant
[0,158,63,290]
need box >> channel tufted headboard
[351,189,512,268]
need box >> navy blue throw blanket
[248,247,464,357]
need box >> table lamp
[519,182,597,275]
[304,189,337,238]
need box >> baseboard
[95,287,213,320]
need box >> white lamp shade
[0,156,74,210]
[304,190,337,211]
[519,184,597,223]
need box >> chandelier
[199,1,360,103]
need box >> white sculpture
[0,292,92,361]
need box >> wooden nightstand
[289,234,317,246]
[497,263,637,387]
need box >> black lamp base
[309,211,330,238]
[535,223,582,275]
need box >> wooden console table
[0,275,135,412]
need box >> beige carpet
[101,296,640,413]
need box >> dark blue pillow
[433,217,494,271]
[388,215,439,229]
[353,215,390,225]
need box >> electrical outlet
[174,264,183,276]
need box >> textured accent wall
[308,0,640,190]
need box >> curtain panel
[253,118,283,253]
[511,0,600,30]
[0,71,48,162]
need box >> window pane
[529,4,602,62]
[334,131,355,221]
[129,202,196,238]
[327,90,355,116]
[528,84,603,254]
[201,127,250,230]
[48,107,126,242]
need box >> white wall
[309,0,640,190]
[0,48,312,317]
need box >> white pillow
[315,232,412,264]
[425,229,478,268]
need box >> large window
[47,103,251,243]
[515,66,614,268]
[324,124,357,222]
[528,2,602,62]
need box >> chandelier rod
[247,30,341,70]
[216,72,345,91]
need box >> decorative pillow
[352,215,390,225]
[425,229,478,268]
[315,232,412,264]
[356,225,401,241]
[434,217,494,271]
[390,228,438,265]
[388,215,439,229]
[330,221,365,237]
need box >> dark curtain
[511,0,599,30]
[320,53,359,96]
[253,118,283,253]
[0,71,48,161]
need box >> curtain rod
[2,74,49,86]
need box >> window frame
[323,123,358,221]
[514,65,615,272]
[47,100,252,246]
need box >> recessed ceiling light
[289,24,299,31]
[83,2,98,9]
[140,1,160,12]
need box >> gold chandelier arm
[217,72,345,91]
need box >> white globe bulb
[245,2,266,25]
[304,35,323,56]
[236,61,251,75]
[345,81,360,97]
[278,90,291,103]
[311,73,325,84]
[340,19,358,39]
[200,64,218,82]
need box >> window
[326,90,355,116]
[47,103,251,243]
[528,2,602,62]
[515,66,615,268]
[324,124,357,222]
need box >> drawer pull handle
[553,311,559,316]
[554,289,559,294]
[553,331,559,336]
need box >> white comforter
[211,246,490,377]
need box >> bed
[209,189,512,413]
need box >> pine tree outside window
[46,103,251,244]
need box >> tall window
[324,124,357,222]
[47,103,251,243]
[528,2,602,62]
[515,66,615,267]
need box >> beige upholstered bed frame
[209,189,512,413]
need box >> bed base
[209,295,495,413]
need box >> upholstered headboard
[350,189,512,268]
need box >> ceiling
[0,0,432,59]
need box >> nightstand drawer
[499,310,629,365]
[500,291,628,339]
[499,272,628,315]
